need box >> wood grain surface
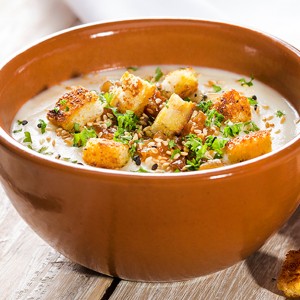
[1,181,299,299]
[0,1,299,299]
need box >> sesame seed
[173,153,180,160]
[52,140,56,147]
[180,151,188,156]
[166,150,172,155]
[154,138,163,143]
[280,116,286,124]
[148,141,155,147]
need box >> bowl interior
[0,19,299,135]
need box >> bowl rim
[0,18,299,180]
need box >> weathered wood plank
[0,184,113,300]
[110,207,300,300]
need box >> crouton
[161,68,198,99]
[110,71,156,116]
[47,86,103,132]
[151,93,195,136]
[213,89,251,122]
[82,138,129,169]
[225,130,272,163]
[277,250,300,298]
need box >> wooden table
[0,1,299,299]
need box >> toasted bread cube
[47,87,103,132]
[151,93,195,136]
[110,71,156,116]
[82,138,129,169]
[161,68,198,99]
[213,89,251,122]
[225,130,271,163]
[277,250,300,298]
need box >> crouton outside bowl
[0,19,299,282]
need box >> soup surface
[12,66,300,172]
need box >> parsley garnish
[184,97,191,102]
[73,128,97,147]
[37,119,47,134]
[74,123,80,133]
[59,99,67,105]
[248,95,258,106]
[17,120,28,126]
[171,149,181,159]
[23,131,32,143]
[212,84,222,92]
[238,75,254,87]
[133,167,149,173]
[205,135,227,157]
[113,110,139,144]
[13,129,23,133]
[168,140,176,149]
[99,92,114,105]
[154,67,163,82]
[223,122,243,138]
[243,121,260,133]
[275,110,285,118]
[184,134,207,170]
[197,100,213,113]
[53,107,59,113]
[127,66,138,71]
[205,109,225,128]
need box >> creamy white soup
[11,66,300,172]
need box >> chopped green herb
[74,123,80,133]
[17,120,28,126]
[197,100,213,113]
[73,127,97,147]
[205,135,227,156]
[171,149,181,159]
[100,92,114,105]
[184,134,208,170]
[65,106,70,112]
[248,97,258,106]
[59,99,67,105]
[243,121,260,133]
[37,146,49,153]
[129,140,141,157]
[184,97,191,102]
[13,129,23,133]
[133,167,149,173]
[212,84,222,92]
[238,75,254,87]
[223,122,243,138]
[127,66,138,71]
[114,110,139,132]
[154,67,163,82]
[275,110,285,118]
[23,131,32,143]
[205,109,225,128]
[37,119,47,134]
[53,107,59,113]
[168,140,176,149]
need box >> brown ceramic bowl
[0,19,299,282]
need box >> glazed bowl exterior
[0,19,299,282]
